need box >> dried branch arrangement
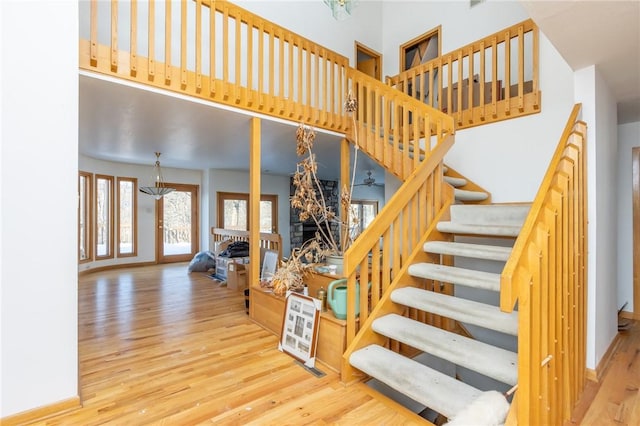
[290,93,360,256]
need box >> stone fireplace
[290,177,341,251]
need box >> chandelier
[324,0,357,20]
[139,152,175,199]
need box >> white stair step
[350,344,482,419]
[444,176,467,187]
[408,263,500,292]
[436,221,521,237]
[423,241,512,262]
[391,287,518,336]
[454,188,489,201]
[373,314,518,386]
[449,204,530,226]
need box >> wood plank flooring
[24,263,639,425]
[572,320,640,425]
[36,263,425,425]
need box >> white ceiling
[79,73,382,182]
[79,1,640,179]
[520,0,640,124]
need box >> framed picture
[278,292,321,368]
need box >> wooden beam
[249,117,261,298]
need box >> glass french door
[157,183,199,263]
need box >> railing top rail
[342,134,455,275]
[349,68,455,131]
[500,103,583,309]
[388,18,537,85]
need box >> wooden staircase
[78,2,587,422]
[348,203,528,422]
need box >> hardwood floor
[36,264,424,425]
[27,263,639,425]
[571,320,640,425]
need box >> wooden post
[249,117,261,317]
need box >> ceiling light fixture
[139,152,175,200]
[324,0,357,20]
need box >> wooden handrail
[387,19,540,130]
[500,104,583,310]
[346,68,455,180]
[341,135,455,351]
[500,104,587,424]
[340,138,456,382]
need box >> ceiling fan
[354,170,383,187]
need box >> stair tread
[449,204,530,226]
[423,241,511,262]
[444,176,467,187]
[408,263,500,292]
[373,314,518,386]
[454,188,489,201]
[437,221,521,237]
[350,344,482,419]
[391,287,518,336]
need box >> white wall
[575,65,619,369]
[380,1,575,203]
[617,121,640,312]
[208,169,292,255]
[380,0,529,79]
[235,0,384,66]
[78,155,203,271]
[0,1,79,417]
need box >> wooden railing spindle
[180,0,187,86]
[196,0,202,91]
[234,11,241,101]
[209,3,216,95]
[90,0,98,65]
[148,0,155,77]
[504,30,511,115]
[110,0,118,71]
[130,0,137,74]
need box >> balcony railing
[387,19,540,130]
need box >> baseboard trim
[1,396,81,425]
[585,331,624,383]
[620,310,640,321]
[78,260,157,276]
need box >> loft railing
[501,104,587,425]
[80,0,351,132]
[79,0,455,181]
[387,19,540,130]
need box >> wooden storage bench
[250,281,352,374]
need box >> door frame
[355,41,382,80]
[633,147,639,317]
[156,183,200,263]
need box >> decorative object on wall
[139,152,175,199]
[324,0,357,20]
